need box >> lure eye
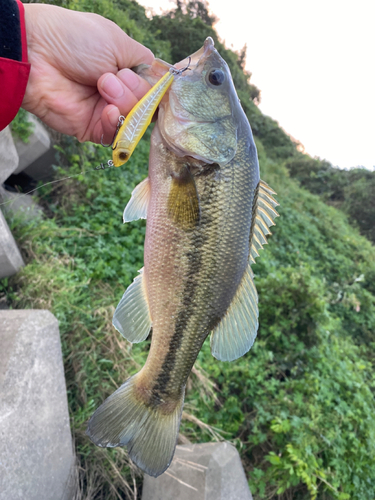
[208,69,225,86]
[119,152,128,162]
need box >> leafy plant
[10,108,35,143]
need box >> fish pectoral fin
[167,168,200,230]
[250,180,279,264]
[112,268,152,343]
[123,177,151,223]
[210,264,259,362]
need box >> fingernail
[101,74,123,99]
[107,106,120,128]
[118,69,140,92]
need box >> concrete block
[0,126,19,184]
[0,185,44,223]
[0,209,24,279]
[0,296,8,309]
[13,114,51,175]
[22,146,57,181]
[0,310,76,500]
[142,442,253,500]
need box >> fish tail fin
[86,373,185,477]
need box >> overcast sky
[139,0,375,170]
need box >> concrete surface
[0,185,43,223]
[23,147,58,181]
[0,126,19,185]
[0,210,24,279]
[0,310,75,500]
[14,114,51,175]
[142,442,253,500]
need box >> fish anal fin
[123,177,151,223]
[210,264,259,362]
[113,268,152,343]
[167,168,200,231]
[250,179,279,262]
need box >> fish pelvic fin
[210,264,258,362]
[249,180,279,264]
[86,373,185,478]
[113,268,152,343]
[123,177,151,223]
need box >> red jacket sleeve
[0,0,31,131]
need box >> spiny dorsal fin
[167,168,200,231]
[250,180,279,263]
[123,177,151,223]
[112,268,152,343]
[210,264,258,362]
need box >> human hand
[22,4,154,144]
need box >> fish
[86,37,278,478]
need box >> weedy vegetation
[10,108,35,143]
[2,1,375,499]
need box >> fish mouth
[174,37,215,72]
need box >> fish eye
[208,68,225,86]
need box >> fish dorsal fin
[250,180,279,264]
[167,168,200,230]
[210,264,258,362]
[112,268,152,343]
[123,177,151,223]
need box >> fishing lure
[112,69,176,167]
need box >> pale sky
[139,0,375,169]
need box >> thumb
[108,21,154,70]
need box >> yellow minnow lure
[112,69,177,167]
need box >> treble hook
[100,115,125,148]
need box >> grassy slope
[2,1,375,499]
[3,130,375,500]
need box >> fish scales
[87,37,278,478]
[142,121,258,403]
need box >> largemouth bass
[87,37,278,477]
